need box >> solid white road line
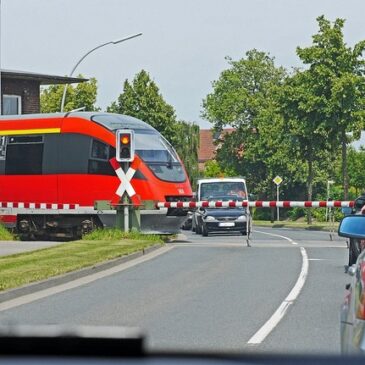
[247,232,309,345]
[0,245,174,312]
[253,229,298,245]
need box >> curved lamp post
[60,33,142,112]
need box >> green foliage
[202,160,236,178]
[40,76,99,112]
[295,16,365,198]
[202,16,365,208]
[202,49,299,198]
[107,70,177,142]
[0,224,16,240]
[172,121,200,185]
[108,70,199,184]
[287,208,306,221]
[347,147,365,194]
[311,208,344,222]
[252,208,273,221]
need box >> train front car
[0,112,192,239]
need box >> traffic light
[116,129,135,162]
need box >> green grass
[82,228,163,242]
[253,219,338,231]
[0,224,16,240]
[0,230,163,292]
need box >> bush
[252,208,273,221]
[311,208,344,222]
[287,207,306,221]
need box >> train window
[0,136,7,160]
[135,130,178,163]
[90,139,109,161]
[148,163,186,182]
[134,130,186,182]
[5,136,43,175]
[88,139,115,176]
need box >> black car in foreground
[195,196,250,237]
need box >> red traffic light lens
[121,135,130,145]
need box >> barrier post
[122,162,130,232]
[130,205,141,231]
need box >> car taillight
[356,261,365,320]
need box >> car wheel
[349,238,362,266]
[202,224,208,237]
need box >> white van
[192,178,251,236]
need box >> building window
[3,95,21,115]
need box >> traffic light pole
[122,162,129,232]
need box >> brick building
[198,128,235,171]
[0,69,86,115]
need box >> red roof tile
[198,128,235,162]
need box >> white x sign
[115,166,137,198]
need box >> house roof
[1,69,87,85]
[198,128,235,162]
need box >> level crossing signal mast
[116,129,135,162]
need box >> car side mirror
[338,215,365,239]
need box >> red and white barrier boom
[156,201,354,209]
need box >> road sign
[109,157,141,205]
[273,176,283,186]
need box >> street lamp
[326,180,335,221]
[60,33,142,112]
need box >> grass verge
[0,224,16,240]
[253,220,338,231]
[0,230,163,292]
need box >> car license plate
[219,222,235,227]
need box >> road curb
[253,223,338,232]
[0,243,164,303]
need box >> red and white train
[0,112,192,239]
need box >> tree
[172,121,200,186]
[108,70,199,183]
[107,70,177,143]
[296,16,365,199]
[202,160,236,178]
[346,147,365,195]
[202,49,295,199]
[279,69,332,206]
[40,76,99,112]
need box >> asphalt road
[0,227,349,355]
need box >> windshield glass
[92,115,185,182]
[135,130,178,163]
[135,130,185,182]
[3,0,364,359]
[200,182,247,200]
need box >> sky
[2,0,365,129]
